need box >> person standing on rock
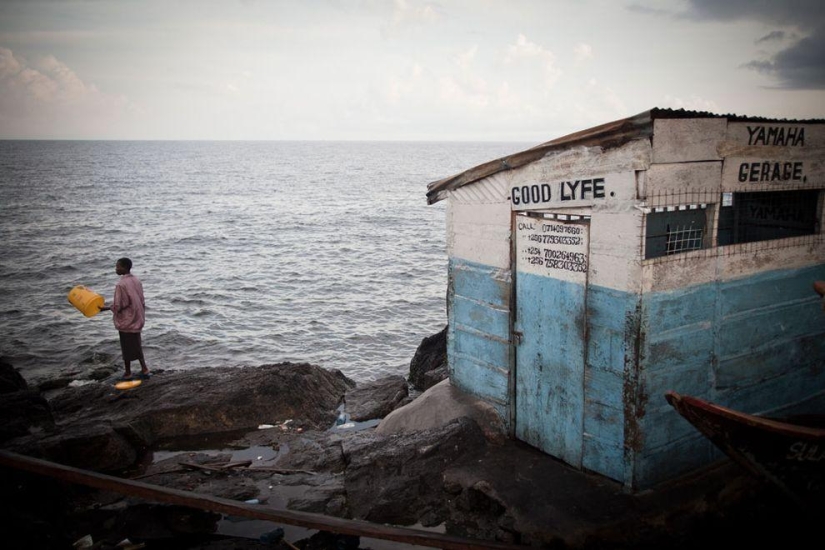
[100,257,150,380]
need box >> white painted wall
[642,119,825,292]
[445,118,825,295]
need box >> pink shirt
[111,273,145,333]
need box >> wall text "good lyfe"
[511,178,606,206]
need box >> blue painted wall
[448,254,825,490]
[634,264,825,489]
[515,272,586,467]
[448,257,512,425]
[584,285,640,482]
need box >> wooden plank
[0,450,524,550]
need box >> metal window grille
[665,223,704,255]
[644,204,707,259]
[641,186,824,263]
[717,189,819,246]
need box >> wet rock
[6,420,140,473]
[376,379,505,443]
[0,389,55,442]
[408,325,448,391]
[344,375,409,421]
[0,359,28,392]
[267,431,348,473]
[3,363,350,474]
[50,362,348,439]
[342,416,487,526]
[0,361,53,443]
[286,474,348,517]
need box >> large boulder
[342,417,487,527]
[0,390,55,442]
[49,363,351,440]
[408,325,448,391]
[4,363,352,473]
[376,379,505,442]
[344,375,409,421]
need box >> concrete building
[426,108,825,491]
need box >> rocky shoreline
[0,328,816,549]
[1,329,494,550]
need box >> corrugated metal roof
[425,107,825,205]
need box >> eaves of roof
[425,107,825,205]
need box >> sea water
[0,140,532,384]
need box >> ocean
[0,140,531,385]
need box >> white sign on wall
[509,171,634,211]
[516,215,589,283]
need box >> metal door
[514,213,589,467]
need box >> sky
[0,0,823,141]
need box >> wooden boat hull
[665,391,825,509]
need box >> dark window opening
[717,190,819,246]
[645,206,707,259]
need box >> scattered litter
[244,498,259,505]
[334,411,350,426]
[258,424,276,429]
[68,380,95,387]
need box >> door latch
[513,331,523,345]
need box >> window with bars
[645,205,707,259]
[717,189,819,246]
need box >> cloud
[574,43,593,63]
[0,47,136,138]
[505,34,562,89]
[455,45,477,68]
[682,0,825,89]
[680,0,823,27]
[755,30,789,44]
[389,0,440,28]
[743,31,825,89]
[572,79,626,125]
[626,4,675,17]
[660,94,720,113]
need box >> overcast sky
[1,0,823,141]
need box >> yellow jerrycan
[68,285,105,317]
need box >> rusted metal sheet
[427,109,825,205]
[427,109,656,204]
